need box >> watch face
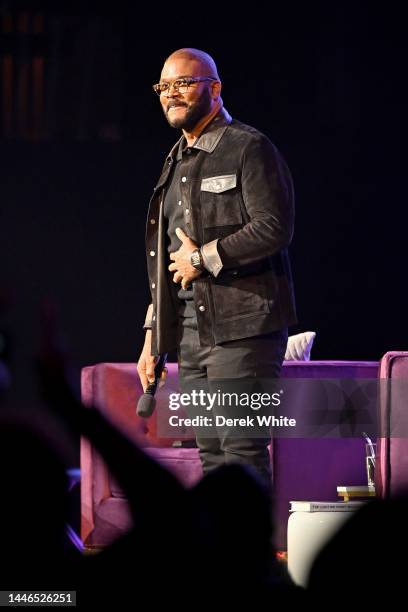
[191,250,202,269]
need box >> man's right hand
[137,330,167,392]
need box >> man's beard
[164,88,212,131]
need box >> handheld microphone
[136,353,168,418]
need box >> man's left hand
[169,227,202,290]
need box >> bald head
[163,48,220,81]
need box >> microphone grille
[136,393,156,418]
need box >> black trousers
[177,317,288,483]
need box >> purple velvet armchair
[376,351,408,498]
[81,358,379,550]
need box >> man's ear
[211,80,222,100]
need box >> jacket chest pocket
[200,174,243,228]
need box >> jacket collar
[166,107,232,163]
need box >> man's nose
[165,84,181,97]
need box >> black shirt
[163,138,196,320]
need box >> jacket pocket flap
[201,174,237,193]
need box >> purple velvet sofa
[81,359,379,550]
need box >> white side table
[287,505,360,587]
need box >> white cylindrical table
[287,509,356,587]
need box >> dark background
[0,2,406,379]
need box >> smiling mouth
[168,105,186,112]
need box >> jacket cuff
[200,239,223,277]
[143,303,153,330]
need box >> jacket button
[151,283,156,288]
[178,200,182,206]
[198,305,206,312]
[181,176,187,182]
[150,250,156,257]
[152,315,156,320]
[185,209,190,215]
[150,219,156,224]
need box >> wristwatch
[190,248,204,271]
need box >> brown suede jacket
[144,107,297,356]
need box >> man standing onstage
[137,48,297,484]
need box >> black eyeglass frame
[152,77,218,96]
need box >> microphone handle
[145,353,168,395]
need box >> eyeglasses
[152,77,217,96]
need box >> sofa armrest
[376,351,408,498]
[80,366,110,543]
